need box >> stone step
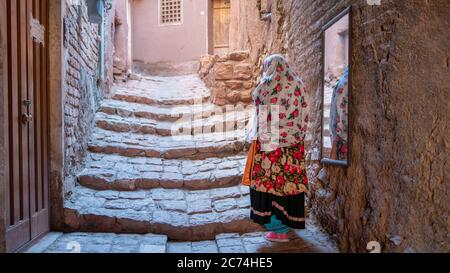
[27,229,338,253]
[94,108,252,136]
[88,128,247,160]
[98,99,253,123]
[112,75,211,106]
[64,185,263,241]
[27,232,169,253]
[78,153,246,191]
[112,91,210,106]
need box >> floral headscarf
[248,54,309,152]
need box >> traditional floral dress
[329,66,349,160]
[248,55,309,229]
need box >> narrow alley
[0,0,448,255]
[54,73,337,253]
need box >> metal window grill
[160,0,183,25]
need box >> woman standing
[247,54,309,242]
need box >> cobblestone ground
[57,74,338,251]
[26,221,337,253]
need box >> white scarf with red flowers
[247,55,309,152]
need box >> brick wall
[63,0,112,194]
[231,0,449,252]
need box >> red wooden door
[4,0,49,252]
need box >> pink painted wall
[114,0,133,71]
[132,0,210,63]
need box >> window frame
[158,0,184,27]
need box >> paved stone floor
[25,222,338,253]
[113,75,211,104]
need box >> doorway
[212,0,231,55]
[3,0,49,252]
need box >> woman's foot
[265,232,290,243]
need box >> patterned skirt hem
[250,188,305,229]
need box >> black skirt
[250,188,305,229]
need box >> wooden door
[213,0,231,53]
[4,0,49,252]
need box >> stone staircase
[63,74,263,241]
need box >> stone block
[243,81,254,89]
[167,242,192,253]
[229,51,250,61]
[157,200,188,213]
[187,199,213,214]
[192,241,219,253]
[118,191,147,199]
[217,236,243,248]
[226,91,242,103]
[189,212,219,225]
[233,64,253,80]
[151,188,185,200]
[215,63,234,80]
[225,80,244,90]
[210,187,241,201]
[213,198,238,212]
[139,244,166,253]
[140,234,168,245]
[152,210,189,227]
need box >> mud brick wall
[63,0,102,194]
[230,0,449,252]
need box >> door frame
[46,0,65,237]
[0,0,8,254]
[0,0,66,253]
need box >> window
[159,0,183,26]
